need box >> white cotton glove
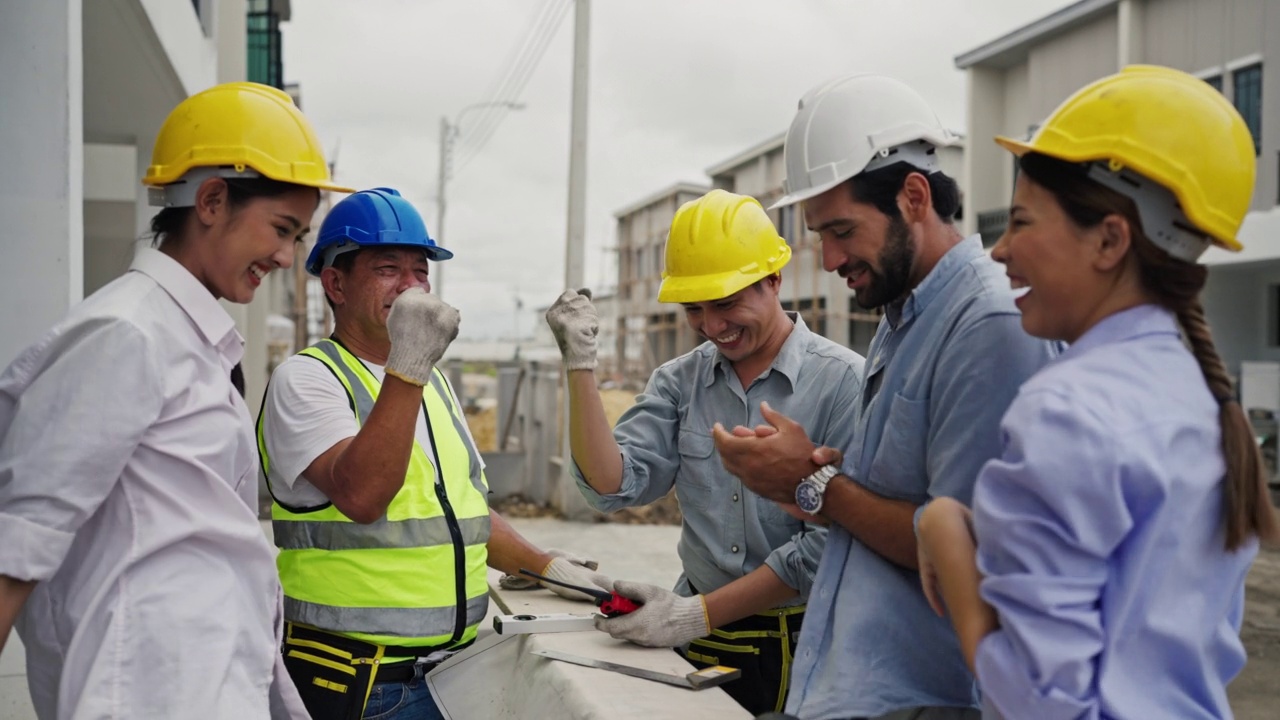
[539,555,615,602]
[545,289,599,371]
[500,549,599,590]
[594,580,709,648]
[384,287,461,387]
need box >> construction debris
[476,384,682,526]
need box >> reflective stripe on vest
[261,339,490,649]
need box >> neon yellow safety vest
[258,339,491,650]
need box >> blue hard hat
[306,187,453,276]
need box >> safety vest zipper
[422,398,469,646]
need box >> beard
[844,215,915,310]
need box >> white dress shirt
[0,248,305,719]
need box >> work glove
[500,549,599,590]
[594,580,709,648]
[384,287,461,387]
[545,288,599,371]
[539,555,615,602]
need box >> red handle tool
[517,568,642,617]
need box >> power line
[451,0,572,173]
[453,0,566,159]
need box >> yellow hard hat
[996,65,1255,253]
[143,81,353,194]
[658,189,791,303]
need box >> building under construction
[611,134,965,380]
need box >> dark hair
[230,362,246,398]
[1019,151,1278,551]
[149,176,315,248]
[846,162,962,224]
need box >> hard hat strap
[1085,162,1212,263]
[148,166,263,208]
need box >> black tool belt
[680,601,806,717]
[281,622,471,720]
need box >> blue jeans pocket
[362,682,409,719]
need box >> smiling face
[992,174,1119,343]
[166,178,320,304]
[804,182,916,310]
[680,276,784,364]
[323,247,432,345]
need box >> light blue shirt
[787,236,1060,719]
[574,313,864,600]
[974,304,1256,720]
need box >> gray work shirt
[574,313,864,600]
[786,236,1061,720]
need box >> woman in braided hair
[917,65,1278,719]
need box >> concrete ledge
[426,570,750,719]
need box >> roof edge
[955,0,1118,70]
[612,181,711,219]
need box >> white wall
[1203,260,1280,377]
[961,66,1007,235]
[0,0,84,367]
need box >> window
[1204,74,1223,92]
[1233,64,1262,155]
[1270,284,1280,348]
[778,205,796,246]
[247,0,283,89]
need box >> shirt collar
[130,247,244,365]
[1061,303,1180,361]
[885,234,985,329]
[704,311,808,389]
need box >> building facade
[956,0,1280,415]
[612,182,710,377]
[0,0,307,417]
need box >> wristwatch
[795,464,839,515]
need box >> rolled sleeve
[973,389,1128,719]
[0,319,163,581]
[763,523,828,597]
[572,452,658,512]
[573,372,681,512]
[261,357,362,490]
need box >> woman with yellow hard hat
[0,82,350,718]
[916,65,1278,718]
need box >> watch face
[796,481,821,514]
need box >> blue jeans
[362,663,446,720]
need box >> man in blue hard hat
[257,187,607,720]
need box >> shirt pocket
[675,429,718,511]
[866,391,930,502]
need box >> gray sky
[284,0,1069,340]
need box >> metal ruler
[531,648,741,690]
[492,613,598,635]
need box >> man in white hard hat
[712,73,1059,719]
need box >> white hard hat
[772,73,958,209]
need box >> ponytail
[1019,152,1279,550]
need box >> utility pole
[558,0,591,519]
[434,102,524,303]
[563,0,590,292]
[435,116,452,302]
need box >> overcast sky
[283,0,1070,340]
